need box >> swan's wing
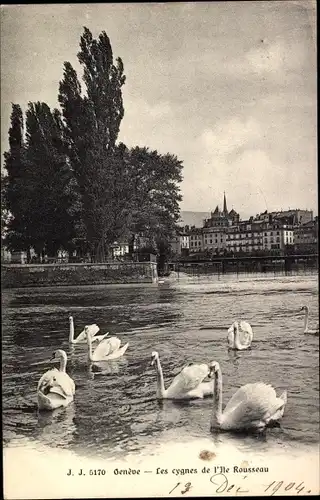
[48,372,75,398]
[228,322,236,335]
[227,322,237,346]
[239,321,252,332]
[90,324,101,337]
[223,383,284,426]
[92,332,109,343]
[238,321,253,344]
[68,374,76,395]
[106,336,121,353]
[38,369,74,398]
[77,324,100,342]
[92,336,121,358]
[37,368,58,392]
[169,363,210,392]
[227,329,234,346]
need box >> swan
[85,326,129,361]
[209,361,287,432]
[150,351,215,400]
[300,306,319,335]
[69,315,109,344]
[227,321,253,350]
[37,349,75,411]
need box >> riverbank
[1,261,158,288]
[169,254,318,276]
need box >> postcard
[1,2,318,499]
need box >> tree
[124,147,183,259]
[3,104,33,259]
[23,101,76,257]
[1,173,11,242]
[58,27,127,261]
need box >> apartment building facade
[226,220,294,253]
[202,226,227,252]
[170,197,313,256]
[257,209,313,226]
[189,227,203,252]
[294,218,318,253]
[174,217,296,255]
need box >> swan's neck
[59,353,67,372]
[69,318,74,343]
[210,368,223,429]
[154,357,166,398]
[234,324,242,349]
[86,335,94,361]
[303,309,309,332]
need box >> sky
[1,1,317,219]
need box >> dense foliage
[2,27,183,263]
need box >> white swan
[69,315,109,344]
[85,326,129,361]
[151,351,215,400]
[209,361,287,432]
[37,349,75,411]
[227,321,253,350]
[300,306,319,335]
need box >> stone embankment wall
[2,262,158,288]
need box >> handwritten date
[170,474,312,496]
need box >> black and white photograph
[1,2,318,498]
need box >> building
[202,226,227,253]
[180,227,190,251]
[294,218,318,253]
[256,209,313,226]
[189,226,203,252]
[203,193,240,228]
[226,219,294,253]
[170,203,315,257]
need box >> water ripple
[2,273,319,461]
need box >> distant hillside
[178,211,211,228]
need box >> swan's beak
[208,366,214,379]
[150,357,156,366]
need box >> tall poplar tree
[24,101,76,257]
[58,27,127,260]
[3,104,33,258]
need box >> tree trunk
[128,233,135,256]
[26,247,31,263]
[96,239,107,262]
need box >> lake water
[2,272,319,466]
